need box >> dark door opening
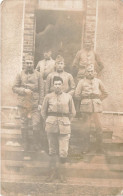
[34,10,83,73]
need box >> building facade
[1,0,123,135]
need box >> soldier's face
[85,44,91,51]
[25,61,34,71]
[54,81,63,93]
[44,51,51,60]
[56,61,65,72]
[86,69,95,79]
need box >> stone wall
[1,0,24,106]
[96,0,123,112]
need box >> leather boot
[21,128,31,160]
[95,132,105,154]
[33,129,41,151]
[57,158,67,183]
[81,130,90,154]
[45,155,57,182]
[21,128,30,151]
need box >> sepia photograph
[1,0,123,195]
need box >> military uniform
[73,49,104,82]
[45,71,75,96]
[36,58,55,95]
[12,70,44,151]
[41,92,76,157]
[41,91,76,182]
[75,77,108,153]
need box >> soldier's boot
[57,157,67,183]
[82,130,90,154]
[45,155,57,182]
[95,132,105,154]
[46,168,57,183]
[21,128,30,151]
[21,128,31,160]
[33,129,41,151]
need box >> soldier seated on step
[12,54,44,159]
[41,76,76,182]
[74,64,108,154]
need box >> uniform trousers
[19,106,41,150]
[19,106,40,130]
[47,132,70,158]
[80,112,102,152]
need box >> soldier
[41,76,76,182]
[36,50,55,95]
[72,44,104,83]
[12,54,44,159]
[46,55,75,96]
[75,65,108,154]
[73,44,104,116]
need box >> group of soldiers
[12,45,108,182]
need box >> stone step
[2,159,123,172]
[1,148,49,162]
[2,140,123,167]
[2,146,123,165]
[2,137,123,156]
[1,128,113,139]
[1,136,114,149]
[106,151,123,165]
[2,139,123,158]
[103,139,123,151]
[69,144,123,164]
[1,176,123,196]
[2,167,123,180]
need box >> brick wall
[83,0,97,49]
[22,0,37,69]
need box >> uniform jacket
[41,92,76,134]
[45,71,75,96]
[75,77,108,113]
[73,49,104,77]
[36,58,55,80]
[12,70,44,108]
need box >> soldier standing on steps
[12,54,44,159]
[45,55,75,97]
[75,65,108,154]
[36,50,56,96]
[41,76,76,182]
[72,44,104,83]
[72,44,104,116]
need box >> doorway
[34,10,83,73]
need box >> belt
[47,112,69,117]
[82,95,100,99]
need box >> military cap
[25,54,34,61]
[55,55,64,63]
[86,64,95,71]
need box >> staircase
[1,117,123,196]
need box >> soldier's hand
[26,84,31,88]
[24,89,32,95]
[38,105,42,111]
[26,84,34,90]
[90,93,100,99]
